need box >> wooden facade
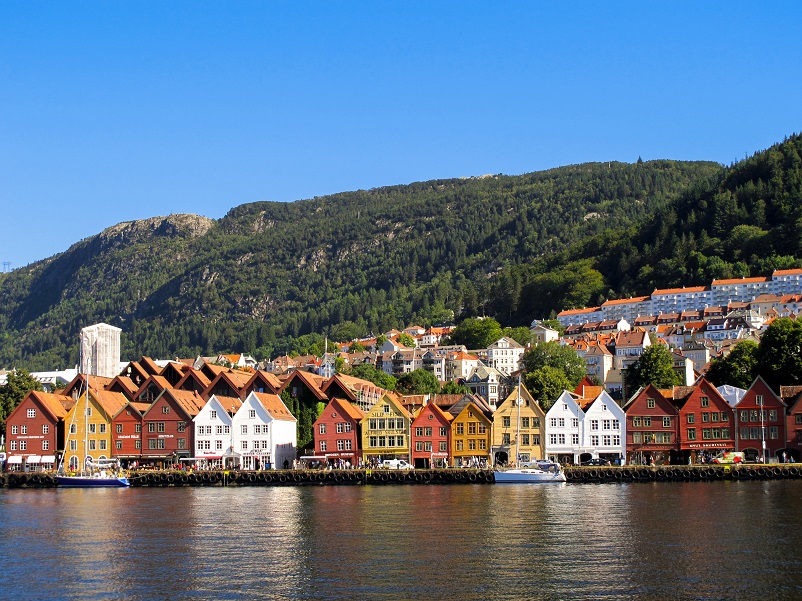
[410,403,452,468]
[314,397,364,467]
[624,384,680,465]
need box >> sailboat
[55,369,130,488]
[494,378,566,484]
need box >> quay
[2,464,802,488]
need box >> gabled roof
[318,397,365,423]
[211,395,244,416]
[251,392,297,421]
[89,389,129,419]
[14,390,75,422]
[147,388,206,418]
[279,370,329,401]
[61,374,114,398]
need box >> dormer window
[209,410,217,419]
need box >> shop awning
[6,456,23,464]
[26,455,42,464]
[40,455,56,463]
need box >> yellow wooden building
[450,400,492,467]
[62,389,128,472]
[492,383,546,465]
[360,393,411,463]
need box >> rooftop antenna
[2,262,10,272]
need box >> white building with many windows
[193,395,241,468]
[232,392,297,470]
[581,390,626,464]
[544,391,584,464]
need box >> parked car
[711,451,745,464]
[581,458,610,466]
[382,459,414,470]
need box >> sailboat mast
[515,375,522,466]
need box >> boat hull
[55,476,130,488]
[494,469,567,483]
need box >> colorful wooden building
[360,393,411,464]
[140,389,204,466]
[410,402,452,468]
[491,383,545,465]
[313,397,365,467]
[735,376,786,462]
[4,391,74,471]
[673,378,735,463]
[450,400,492,467]
[623,384,680,465]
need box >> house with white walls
[581,390,627,464]
[193,394,241,468]
[232,391,297,470]
[543,391,584,464]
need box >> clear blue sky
[1,2,801,268]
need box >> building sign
[687,443,728,448]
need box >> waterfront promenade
[3,463,800,488]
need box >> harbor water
[1,480,801,600]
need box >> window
[345,440,352,450]
[177,422,186,432]
[9,441,16,450]
[643,417,651,427]
[157,422,165,433]
[439,426,446,436]
[456,423,464,435]
[741,410,749,422]
[663,417,671,428]
[750,427,759,439]
[70,424,77,434]
[89,440,96,450]
[210,410,217,419]
[687,414,695,424]
[467,423,476,435]
[241,440,249,450]
[720,412,729,422]
[521,417,530,429]
[468,440,476,451]
[425,427,433,437]
[345,423,352,433]
[241,425,248,435]
[99,423,106,434]
[603,420,611,430]
[149,423,156,433]
[378,436,386,447]
[591,420,599,431]
[633,417,642,427]
[69,440,77,451]
[116,423,123,434]
[424,441,433,452]
[216,440,223,450]
[19,441,26,451]
[570,434,578,445]
[43,424,49,435]
[439,441,447,452]
[549,434,557,445]
[377,419,386,430]
[769,410,778,422]
[89,424,96,434]
[633,432,642,443]
[162,405,170,414]
[42,440,49,450]
[337,423,344,434]
[503,416,511,428]
[456,440,464,451]
[415,441,423,451]
[687,428,696,440]
[700,396,709,407]
[224,426,230,434]
[178,438,186,449]
[702,412,710,423]
[254,424,261,435]
[590,436,599,446]
[99,440,107,450]
[702,429,711,440]
[502,434,511,444]
[116,440,123,450]
[647,399,655,409]
[612,419,620,430]
[558,434,565,444]
[27,408,36,418]
[249,410,256,419]
[135,424,141,433]
[603,435,611,446]
[135,440,141,449]
[770,426,779,440]
[383,404,391,414]
[756,395,764,406]
[319,424,326,435]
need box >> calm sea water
[1,481,801,600]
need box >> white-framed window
[216,440,223,450]
[319,423,326,434]
[27,408,36,418]
[249,410,256,419]
[42,440,49,450]
[210,410,217,419]
[319,440,327,452]
[590,436,599,446]
[345,422,352,433]
[254,424,261,435]
[19,441,27,451]
[241,425,248,435]
[241,440,248,450]
[336,423,344,433]
[21,425,27,434]
[10,441,16,450]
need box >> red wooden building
[111,401,150,463]
[673,378,735,463]
[313,397,364,467]
[410,402,453,468]
[5,391,75,471]
[140,389,204,465]
[735,376,787,462]
[623,384,680,465]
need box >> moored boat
[55,473,130,488]
[494,462,567,483]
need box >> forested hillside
[2,139,788,371]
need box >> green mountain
[8,138,797,371]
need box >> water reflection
[1,481,802,600]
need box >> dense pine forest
[1,134,800,371]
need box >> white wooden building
[232,392,297,470]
